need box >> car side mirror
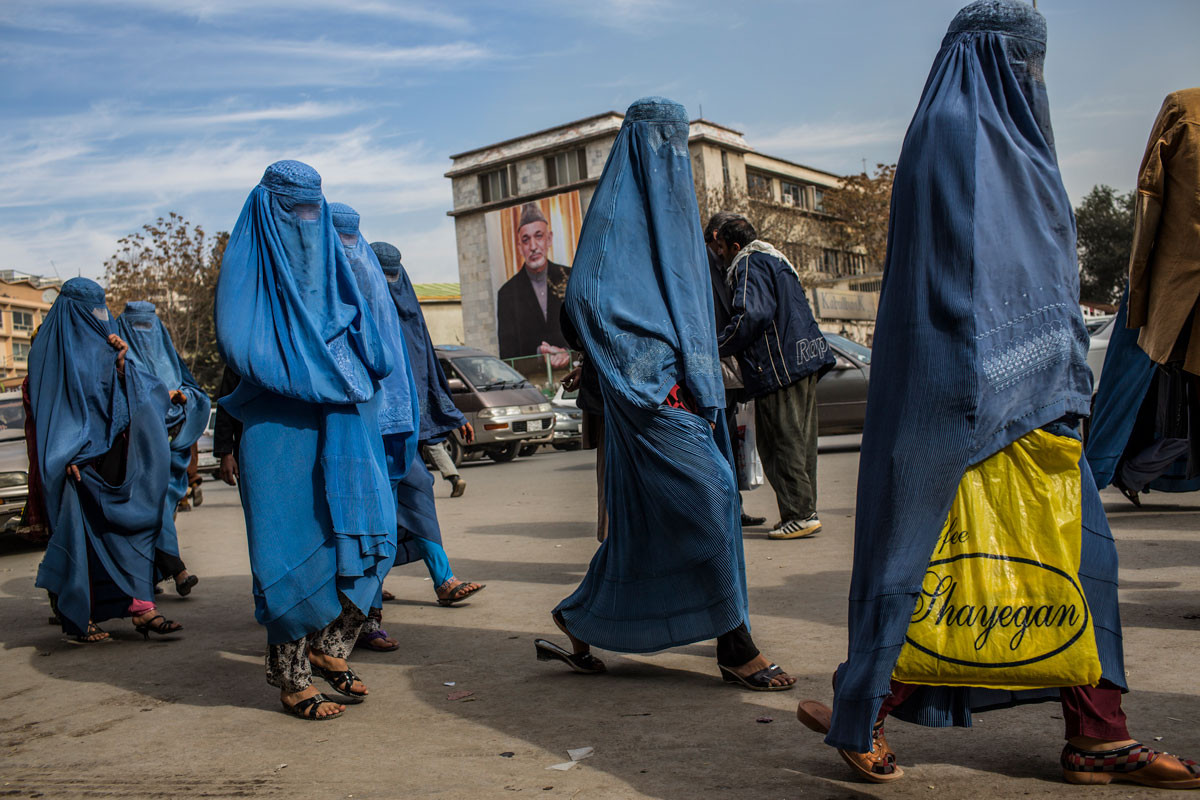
[447,377,467,393]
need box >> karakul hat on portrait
[517,202,547,230]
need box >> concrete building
[0,271,63,390]
[414,282,465,345]
[446,112,881,355]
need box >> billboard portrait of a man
[496,202,572,362]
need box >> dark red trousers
[879,679,1130,741]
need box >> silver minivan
[435,346,555,464]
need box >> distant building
[445,112,881,356]
[0,271,63,389]
[413,282,465,345]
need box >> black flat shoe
[311,663,368,703]
[740,513,767,527]
[534,639,606,674]
[175,574,199,597]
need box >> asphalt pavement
[0,441,1197,799]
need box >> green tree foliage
[103,213,227,395]
[1076,185,1134,304]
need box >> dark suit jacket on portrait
[497,261,571,359]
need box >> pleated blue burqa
[215,161,398,645]
[1085,289,1200,494]
[33,279,174,635]
[371,241,468,566]
[827,0,1124,752]
[555,97,747,653]
[116,301,212,559]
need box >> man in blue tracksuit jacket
[715,217,834,539]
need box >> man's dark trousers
[754,374,818,523]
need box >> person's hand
[550,351,570,369]
[106,334,129,375]
[219,453,239,486]
[459,422,475,444]
[561,366,582,392]
[169,390,187,405]
[66,464,81,482]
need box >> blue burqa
[555,97,746,653]
[371,241,467,567]
[1085,289,1200,493]
[33,279,174,635]
[215,160,398,644]
[827,1,1124,752]
[116,301,212,559]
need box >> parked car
[435,345,555,464]
[549,384,583,451]
[815,332,871,435]
[1086,315,1115,393]
[0,389,28,522]
[195,406,219,477]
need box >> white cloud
[752,118,905,155]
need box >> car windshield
[1088,317,1115,338]
[823,333,872,365]
[452,356,530,390]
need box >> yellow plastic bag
[892,428,1102,690]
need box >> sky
[3,0,1197,285]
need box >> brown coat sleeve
[1126,98,1171,330]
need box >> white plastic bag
[734,402,764,491]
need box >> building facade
[0,271,62,390]
[445,112,880,356]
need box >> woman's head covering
[116,300,211,452]
[328,202,417,441]
[215,160,392,405]
[370,240,466,442]
[564,96,722,414]
[828,1,1106,754]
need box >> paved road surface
[0,444,1197,799]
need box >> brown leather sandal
[1062,742,1200,789]
[796,700,905,783]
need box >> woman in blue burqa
[369,239,485,608]
[216,161,403,721]
[32,278,185,643]
[534,97,794,692]
[116,301,211,597]
[793,2,1198,789]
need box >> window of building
[821,249,869,277]
[781,180,809,209]
[545,148,587,188]
[721,151,731,192]
[813,187,826,212]
[12,341,30,362]
[479,165,516,204]
[11,311,33,333]
[747,171,773,200]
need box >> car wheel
[445,436,463,467]
[488,443,520,463]
[518,444,539,458]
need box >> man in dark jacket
[705,211,766,528]
[716,217,833,539]
[496,202,572,361]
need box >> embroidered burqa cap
[826,0,1119,753]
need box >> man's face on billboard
[518,221,552,273]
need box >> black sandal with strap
[280,692,343,721]
[134,613,183,640]
[311,663,368,703]
[534,638,607,674]
[718,662,795,691]
[71,621,112,644]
